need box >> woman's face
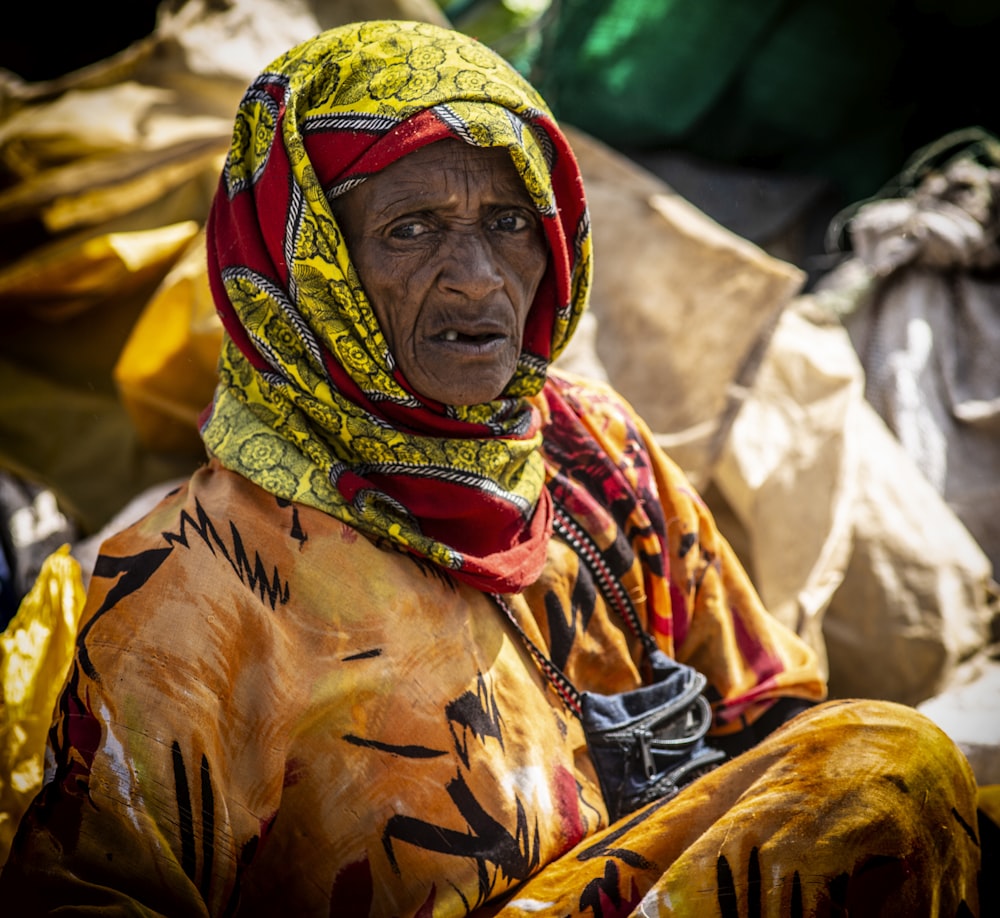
[333,140,548,405]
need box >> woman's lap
[495,699,981,917]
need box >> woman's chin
[410,360,517,406]
[424,381,508,406]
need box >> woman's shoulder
[93,461,292,560]
[544,366,644,425]
[541,366,698,511]
[80,463,350,642]
[84,460,468,636]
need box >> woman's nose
[437,230,504,299]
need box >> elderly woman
[0,20,981,917]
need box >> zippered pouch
[580,648,727,821]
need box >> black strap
[551,504,658,660]
[491,593,584,717]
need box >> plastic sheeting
[0,545,85,866]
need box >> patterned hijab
[201,20,592,593]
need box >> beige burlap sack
[710,301,863,677]
[712,295,994,703]
[559,126,805,488]
[822,397,994,705]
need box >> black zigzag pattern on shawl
[579,860,633,915]
[552,508,641,645]
[446,673,505,769]
[78,498,289,680]
[342,734,446,759]
[159,498,290,609]
[276,497,308,547]
[544,566,597,674]
[338,673,503,767]
[574,790,663,871]
[544,389,667,580]
[173,741,196,880]
[39,665,99,813]
[713,847,977,918]
[348,670,537,904]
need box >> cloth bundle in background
[828,128,1000,581]
[0,475,77,630]
[711,297,995,705]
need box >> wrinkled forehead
[305,102,559,225]
[331,139,537,211]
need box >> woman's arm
[544,368,826,741]
[631,402,827,738]
[0,488,290,915]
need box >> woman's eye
[388,220,430,239]
[491,211,533,233]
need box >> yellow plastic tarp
[0,545,86,867]
[113,228,223,455]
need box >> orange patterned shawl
[0,373,982,915]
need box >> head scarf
[201,20,592,593]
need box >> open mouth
[439,329,503,344]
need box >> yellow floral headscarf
[201,20,592,592]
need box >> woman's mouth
[438,329,504,346]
